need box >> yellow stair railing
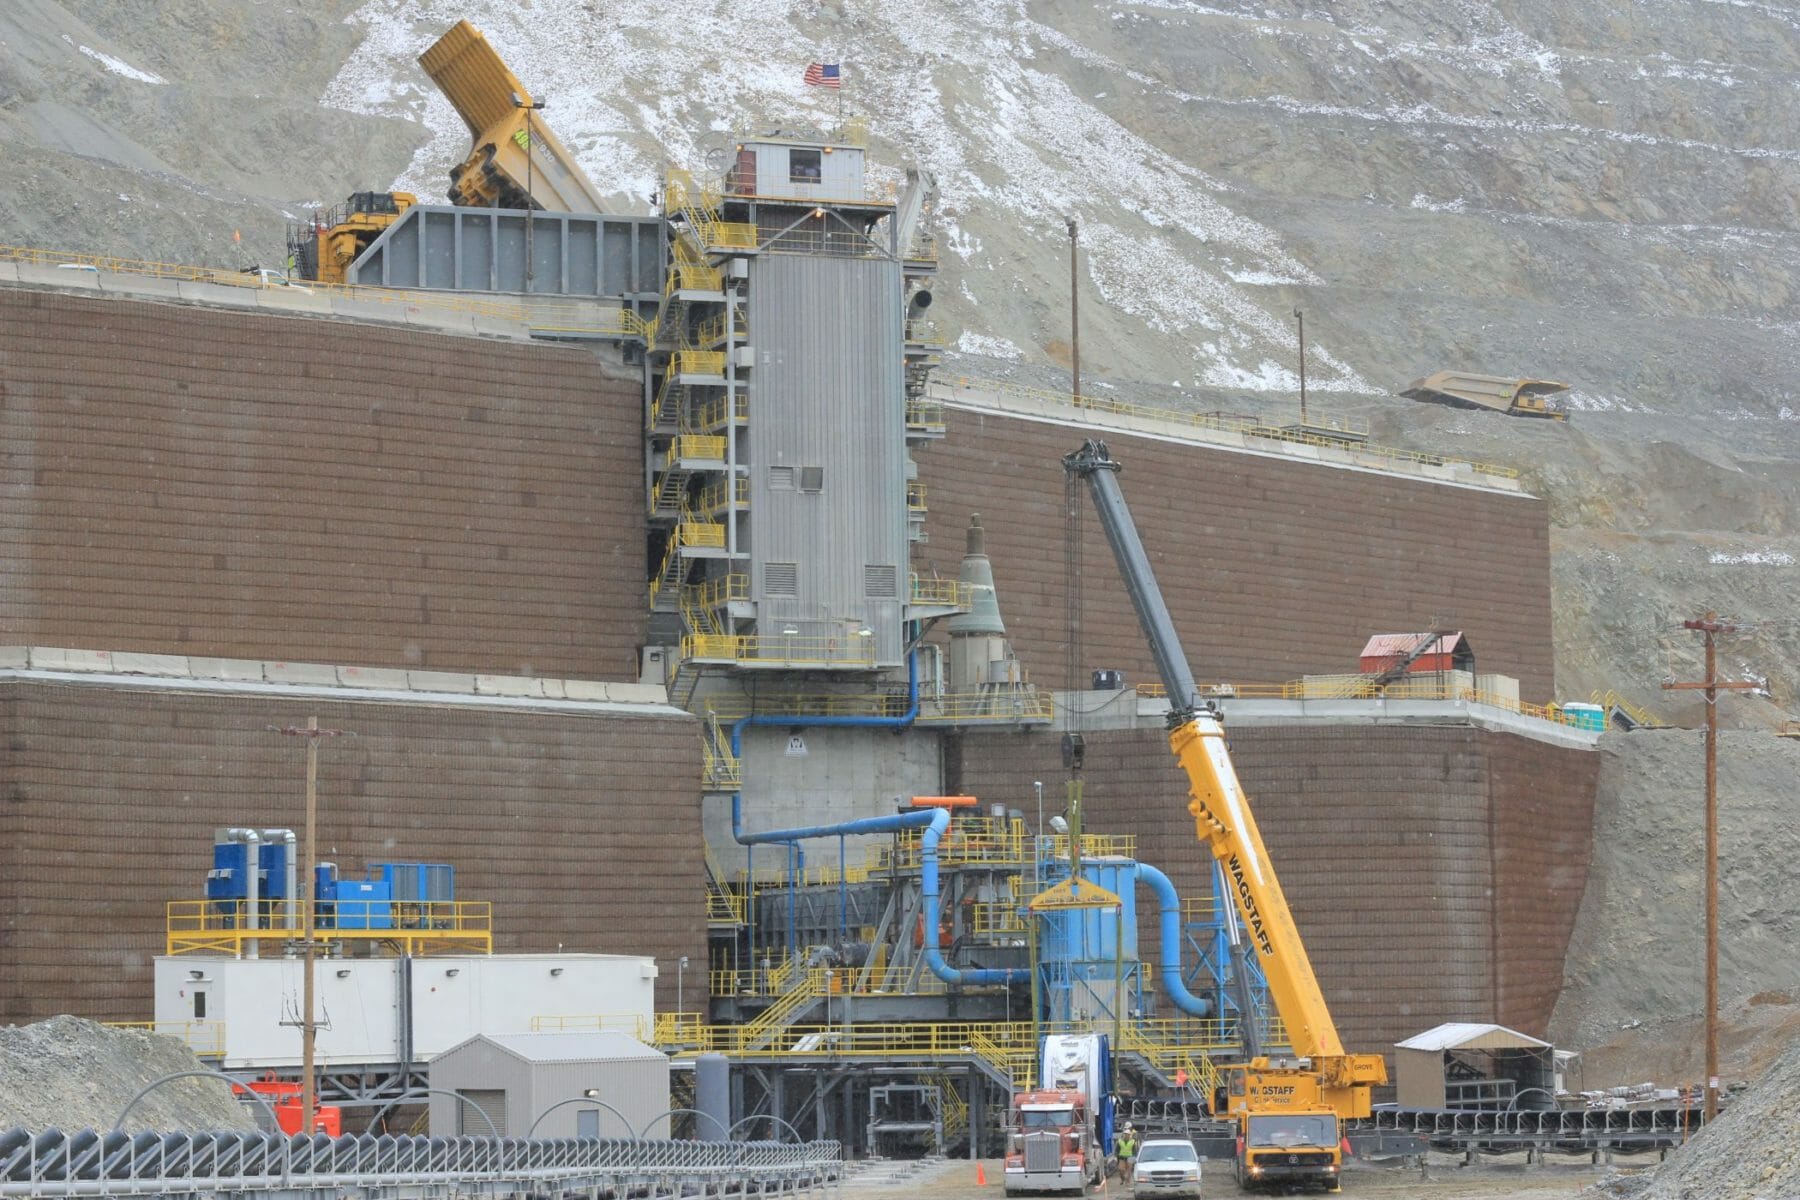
[926,1073,969,1139]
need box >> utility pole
[1293,308,1308,427]
[1067,217,1080,406]
[270,717,351,1135]
[1662,612,1760,1120]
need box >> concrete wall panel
[0,289,645,680]
[0,680,706,1023]
[916,409,1556,701]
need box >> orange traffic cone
[976,1163,988,1186]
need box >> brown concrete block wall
[0,681,707,1022]
[1485,729,1599,1034]
[954,723,1594,1052]
[0,289,645,680]
[916,410,1556,700]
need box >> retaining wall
[0,679,705,1022]
[0,288,645,680]
[917,408,1556,700]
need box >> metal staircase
[740,966,828,1051]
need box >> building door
[457,1089,506,1137]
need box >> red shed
[1360,632,1473,676]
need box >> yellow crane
[1065,440,1386,1193]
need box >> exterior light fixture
[187,970,207,981]
[445,968,461,978]
[550,967,565,976]
[336,969,351,979]
[583,1088,601,1099]
[780,624,800,636]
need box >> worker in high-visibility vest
[1115,1125,1138,1179]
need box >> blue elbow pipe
[1135,862,1213,1017]
[922,808,1030,985]
[730,649,922,843]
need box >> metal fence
[0,1127,842,1198]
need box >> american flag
[803,62,842,88]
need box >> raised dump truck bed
[1402,371,1569,419]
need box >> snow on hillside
[320,0,1369,393]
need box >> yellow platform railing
[670,349,728,376]
[693,393,749,430]
[905,399,947,434]
[915,690,1054,724]
[688,573,750,609]
[1590,689,1662,728]
[166,900,493,956]
[106,1020,227,1057]
[694,476,750,514]
[1137,676,1594,729]
[909,577,973,608]
[682,633,879,666]
[670,434,728,462]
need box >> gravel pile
[1603,1040,1800,1200]
[0,1015,254,1133]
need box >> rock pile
[0,1015,254,1132]
[1601,1039,1800,1200]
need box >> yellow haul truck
[1065,441,1387,1194]
[293,19,610,285]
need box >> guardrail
[1135,677,1594,729]
[682,634,879,667]
[103,1021,227,1057]
[167,900,494,956]
[939,375,1520,481]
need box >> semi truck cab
[1003,1089,1099,1194]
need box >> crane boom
[1063,439,1384,1115]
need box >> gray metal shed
[1394,1023,1555,1111]
[428,1031,670,1138]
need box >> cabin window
[789,149,822,183]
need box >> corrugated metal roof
[1395,1022,1549,1051]
[1360,632,1464,659]
[476,1031,665,1064]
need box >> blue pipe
[1135,862,1214,1017]
[729,648,923,843]
[921,807,1030,985]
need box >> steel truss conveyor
[0,1127,843,1199]
[1118,1097,1704,1161]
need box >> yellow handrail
[670,350,727,376]
[682,633,879,666]
[909,577,972,608]
[106,1020,227,1056]
[670,434,728,461]
[1136,676,1593,729]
